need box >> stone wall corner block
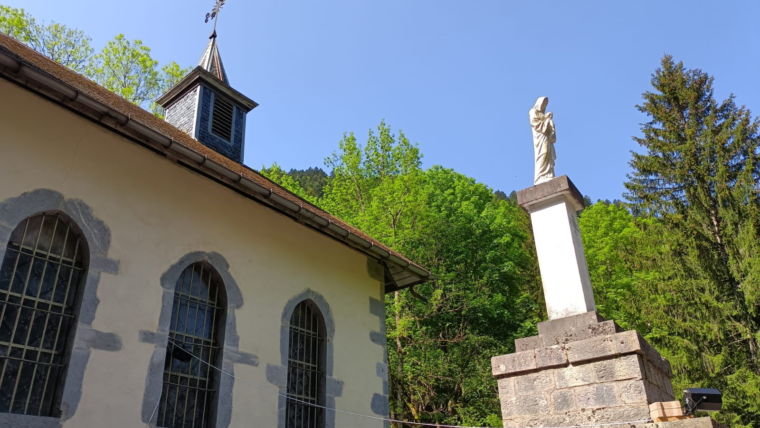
[492,350,537,377]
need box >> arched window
[286,300,326,428]
[0,213,87,417]
[158,262,226,428]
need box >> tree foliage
[579,56,760,426]
[582,201,760,426]
[578,202,641,323]
[383,166,540,427]
[259,163,314,203]
[0,5,92,73]
[0,6,189,111]
[264,122,542,426]
[627,56,760,316]
[86,34,162,106]
[288,167,329,199]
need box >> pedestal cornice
[517,175,585,213]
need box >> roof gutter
[0,47,430,292]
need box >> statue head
[533,96,549,113]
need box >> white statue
[529,96,557,184]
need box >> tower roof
[198,31,228,84]
[156,31,256,112]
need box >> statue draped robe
[529,97,557,184]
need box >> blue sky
[6,0,760,200]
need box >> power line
[275,392,494,428]
[144,339,651,428]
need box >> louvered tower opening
[211,96,234,141]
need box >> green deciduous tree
[579,201,641,323]
[266,122,542,426]
[85,33,190,112]
[160,60,188,90]
[321,121,426,249]
[260,163,314,203]
[384,166,540,427]
[1,6,189,112]
[86,34,161,106]
[0,6,92,73]
[0,5,30,40]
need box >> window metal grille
[157,262,225,428]
[210,95,234,141]
[0,213,86,417]
[286,300,326,428]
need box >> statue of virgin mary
[529,96,557,184]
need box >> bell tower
[156,31,257,163]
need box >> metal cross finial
[204,0,227,35]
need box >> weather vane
[204,0,227,36]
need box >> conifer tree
[627,56,760,314]
[625,56,760,425]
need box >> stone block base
[492,312,675,427]
[637,416,725,428]
[650,401,685,421]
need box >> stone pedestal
[516,176,595,319]
[491,175,723,427]
[492,312,675,427]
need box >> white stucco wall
[0,79,388,427]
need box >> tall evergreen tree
[288,167,329,198]
[624,56,760,425]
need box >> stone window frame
[156,261,228,427]
[141,252,254,428]
[0,212,89,418]
[285,299,327,428]
[0,189,120,428]
[267,290,343,428]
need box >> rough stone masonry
[492,312,674,427]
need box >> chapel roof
[0,32,430,291]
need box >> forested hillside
[261,59,760,427]
[264,123,543,427]
[3,5,759,426]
